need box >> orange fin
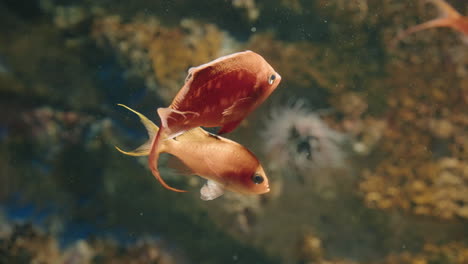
[115,104,159,156]
[392,17,455,46]
[391,0,462,46]
[200,180,225,201]
[427,0,462,19]
[148,127,187,193]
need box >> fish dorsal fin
[200,180,225,201]
[185,66,199,82]
[428,0,461,19]
[176,127,210,141]
[115,104,159,156]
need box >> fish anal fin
[200,180,225,201]
[218,119,243,135]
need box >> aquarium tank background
[1,0,468,263]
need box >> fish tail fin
[427,0,462,19]
[148,127,187,193]
[392,18,454,44]
[390,0,461,48]
[115,104,160,156]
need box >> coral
[0,12,100,110]
[375,242,468,264]
[295,234,468,264]
[0,222,183,264]
[92,15,229,103]
[52,5,88,29]
[246,32,364,94]
[0,223,62,264]
[88,238,182,264]
[3,0,468,263]
[16,106,94,160]
[232,0,260,21]
[361,157,468,219]
[358,41,468,219]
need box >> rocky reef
[1,0,468,263]
[0,220,184,264]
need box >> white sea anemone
[261,102,347,176]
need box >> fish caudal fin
[427,0,462,19]
[148,127,187,193]
[115,104,186,192]
[391,0,461,47]
[115,104,159,156]
[392,18,455,45]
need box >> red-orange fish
[116,104,270,200]
[392,0,468,46]
[150,50,281,192]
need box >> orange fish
[116,104,270,200]
[392,0,468,46]
[150,50,281,192]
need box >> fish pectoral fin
[222,97,254,119]
[115,104,160,156]
[219,97,254,134]
[200,180,225,201]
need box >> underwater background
[1,0,468,263]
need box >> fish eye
[252,173,264,184]
[268,74,276,85]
